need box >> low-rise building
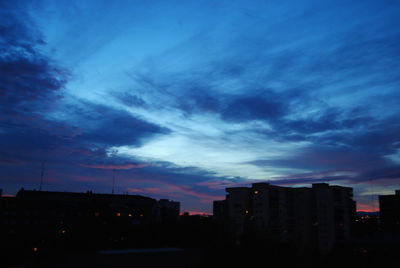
[0,189,180,251]
[1,189,180,225]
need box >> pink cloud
[0,156,24,166]
[180,211,212,216]
[196,179,241,189]
[79,163,149,170]
[175,186,223,201]
[357,203,378,212]
[126,178,223,201]
[365,177,400,186]
[127,187,181,198]
[69,174,107,183]
[274,169,358,180]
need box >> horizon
[1,0,400,214]
[2,182,395,214]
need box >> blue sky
[1,0,400,213]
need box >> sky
[1,0,400,213]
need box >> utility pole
[39,161,46,191]
[112,169,116,194]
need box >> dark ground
[2,243,399,268]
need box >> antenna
[112,169,116,194]
[39,161,46,191]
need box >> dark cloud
[0,1,160,162]
[308,32,400,79]
[73,102,170,147]
[178,88,221,115]
[0,1,67,116]
[2,0,400,213]
[0,1,68,164]
[0,2,183,201]
[269,108,378,143]
[0,106,169,166]
[112,91,148,108]
[221,94,286,122]
[0,0,170,165]
[281,108,342,135]
[0,1,40,53]
[0,3,219,212]
[251,145,388,171]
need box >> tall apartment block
[379,190,400,233]
[213,183,356,252]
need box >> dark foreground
[2,243,399,268]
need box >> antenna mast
[39,161,46,191]
[112,169,116,194]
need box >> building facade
[379,190,400,233]
[0,189,180,251]
[214,183,356,252]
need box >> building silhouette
[1,189,179,223]
[0,189,179,252]
[379,190,400,233]
[214,182,356,252]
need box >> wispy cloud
[79,163,149,170]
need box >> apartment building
[379,190,400,233]
[214,183,356,252]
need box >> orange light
[60,229,66,234]
[116,212,121,217]
[128,214,132,217]
[245,210,249,214]
[140,214,144,217]
[33,247,38,252]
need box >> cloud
[0,1,67,116]
[79,163,149,170]
[220,94,286,123]
[0,154,24,166]
[2,0,400,214]
[0,2,190,206]
[127,179,223,202]
[71,102,170,147]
